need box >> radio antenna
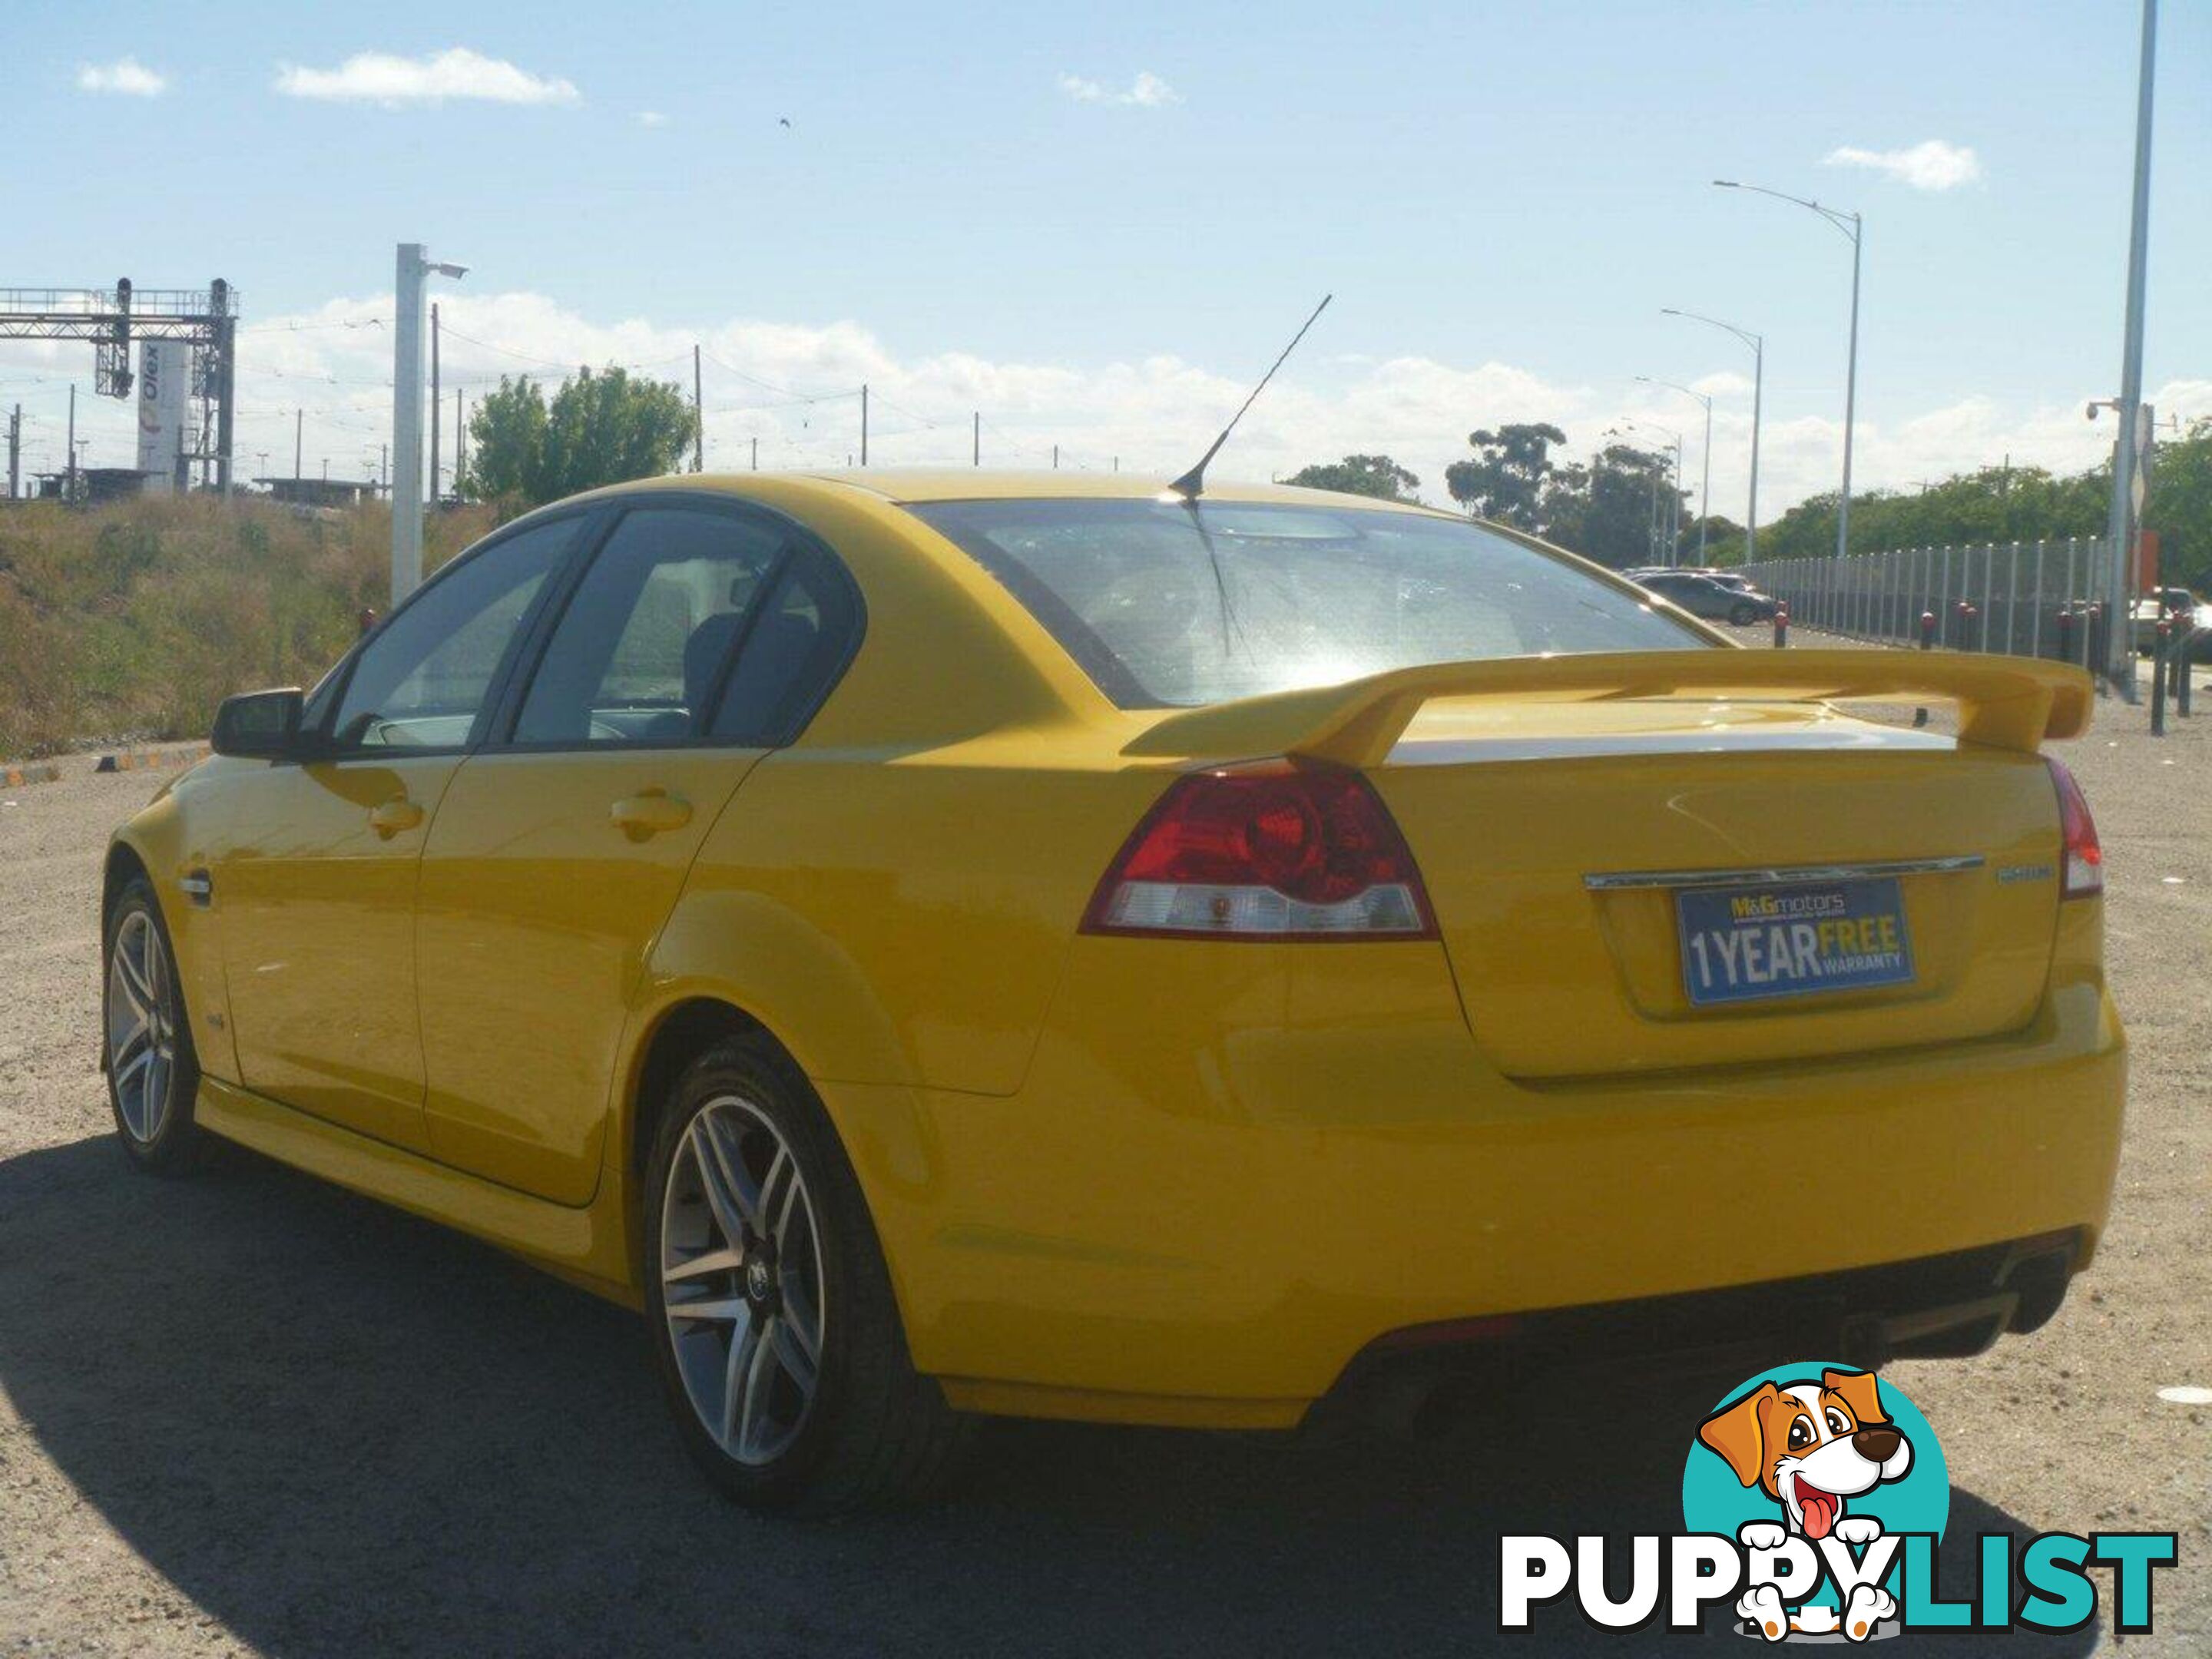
[1167,293,1332,501]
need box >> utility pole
[750,435,758,472]
[294,408,303,491]
[2102,0,2157,697]
[973,410,980,467]
[429,301,441,507]
[65,385,76,505]
[455,389,465,497]
[381,443,389,498]
[1839,218,1862,559]
[859,383,869,466]
[5,404,17,501]
[392,243,466,603]
[212,279,237,496]
[1052,442,1059,470]
[693,344,704,472]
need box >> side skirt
[195,1076,641,1310]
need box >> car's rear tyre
[644,1036,972,1513]
[1730,601,1757,626]
[103,877,205,1174]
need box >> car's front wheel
[1730,601,1758,626]
[103,877,205,1173]
[644,1037,972,1512]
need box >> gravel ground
[2,653,2205,1657]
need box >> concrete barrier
[2,763,63,789]
[93,745,208,775]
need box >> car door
[210,514,583,1148]
[414,498,863,1204]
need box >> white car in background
[2131,587,2212,654]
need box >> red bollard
[1773,604,1790,649]
[358,607,379,636]
[1919,610,1937,651]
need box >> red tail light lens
[2047,757,2103,899]
[1082,759,1437,939]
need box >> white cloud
[635,110,668,127]
[273,48,580,107]
[1823,140,1982,191]
[1057,71,1179,108]
[77,58,166,97]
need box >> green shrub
[0,495,496,755]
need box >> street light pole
[1622,417,1683,566]
[1637,376,1714,565]
[1663,310,1765,565]
[2101,0,2158,696]
[1714,181,1861,561]
[391,243,468,604]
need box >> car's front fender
[104,772,240,1083]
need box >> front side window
[909,498,1706,710]
[330,517,577,749]
[512,506,786,746]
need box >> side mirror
[211,687,306,759]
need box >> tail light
[1082,758,1437,940]
[2047,757,2102,899]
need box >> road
[1,678,2204,1656]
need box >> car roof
[569,468,1467,516]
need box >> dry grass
[0,496,494,759]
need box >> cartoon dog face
[1698,1369,1912,1541]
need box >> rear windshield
[909,498,1707,709]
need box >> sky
[3,0,2207,524]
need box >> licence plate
[1676,877,1914,1007]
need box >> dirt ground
[2,654,2206,1656]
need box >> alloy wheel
[659,1095,827,1466]
[106,909,177,1143]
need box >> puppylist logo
[1498,1363,2177,1641]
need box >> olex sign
[1498,1364,2177,1641]
[136,339,190,493]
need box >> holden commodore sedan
[103,472,2123,1512]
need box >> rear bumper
[1326,1228,2085,1433]
[828,953,2124,1429]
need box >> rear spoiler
[1123,649,2094,767]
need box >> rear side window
[707,548,861,745]
[909,498,1704,709]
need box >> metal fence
[1740,538,2114,662]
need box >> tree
[463,366,697,507]
[1541,442,1679,568]
[2144,417,2210,591]
[1444,423,1565,530]
[462,376,550,504]
[1283,454,1421,501]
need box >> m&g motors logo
[1499,1363,2177,1641]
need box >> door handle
[367,796,425,838]
[611,788,693,840]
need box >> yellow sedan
[102,472,2123,1512]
